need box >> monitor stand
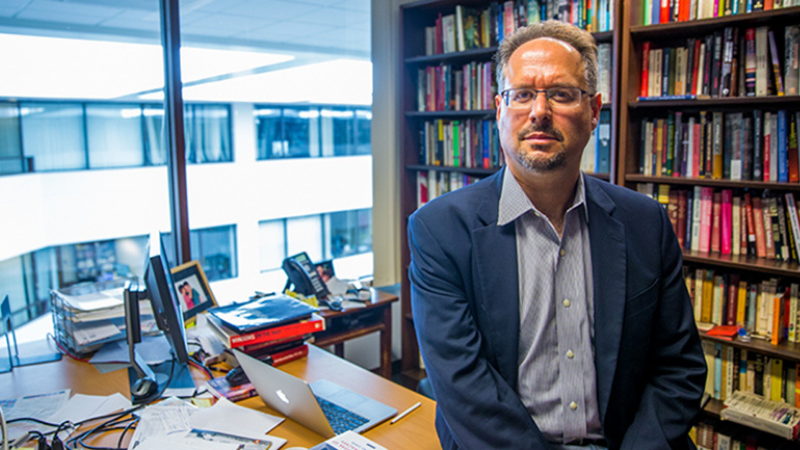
[124,282,194,404]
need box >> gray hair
[494,20,598,95]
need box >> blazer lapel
[585,178,627,422]
[472,171,520,388]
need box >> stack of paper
[51,283,157,354]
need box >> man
[408,21,706,450]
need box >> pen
[391,401,422,425]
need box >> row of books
[580,108,612,174]
[687,267,800,343]
[422,0,613,56]
[640,184,800,262]
[642,0,800,26]
[639,25,800,100]
[416,61,496,112]
[418,119,502,169]
[204,294,326,402]
[702,341,800,415]
[694,418,794,449]
[722,391,800,441]
[637,110,800,182]
[417,170,483,207]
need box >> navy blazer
[408,169,707,450]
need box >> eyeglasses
[500,87,589,109]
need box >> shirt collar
[497,167,589,226]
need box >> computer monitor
[143,234,189,364]
[125,232,193,404]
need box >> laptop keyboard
[315,395,369,434]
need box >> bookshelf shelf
[405,46,498,65]
[699,330,800,364]
[406,164,498,176]
[684,250,800,277]
[625,175,800,191]
[405,109,495,118]
[629,6,800,40]
[629,95,800,109]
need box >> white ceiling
[0,0,372,103]
[0,0,371,56]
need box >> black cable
[116,417,138,450]
[65,408,139,450]
[7,417,63,427]
[188,354,212,378]
[150,352,177,404]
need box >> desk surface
[0,345,440,450]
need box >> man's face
[495,38,601,176]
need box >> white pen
[391,401,422,425]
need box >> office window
[355,109,372,155]
[259,220,286,272]
[0,102,24,174]
[328,108,355,156]
[327,209,372,258]
[86,104,146,169]
[283,108,314,159]
[287,215,323,263]
[20,103,86,172]
[255,108,283,159]
[192,225,237,281]
[185,104,232,164]
[142,105,166,166]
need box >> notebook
[232,349,397,438]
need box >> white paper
[129,397,197,449]
[133,434,240,450]
[309,431,388,450]
[190,397,284,439]
[0,390,71,443]
[90,334,172,366]
[49,392,131,424]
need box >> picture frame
[170,260,217,323]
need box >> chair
[416,377,435,400]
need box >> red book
[641,42,650,98]
[752,197,767,258]
[789,113,799,183]
[721,189,733,255]
[711,192,722,253]
[677,190,688,248]
[726,273,739,325]
[435,14,443,54]
[691,39,702,96]
[678,0,690,21]
[208,314,325,349]
[700,187,714,253]
[744,192,758,257]
[660,0,670,23]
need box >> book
[722,391,800,439]
[208,294,319,334]
[310,431,389,450]
[208,313,325,349]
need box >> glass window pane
[193,225,237,281]
[185,104,232,164]
[143,105,166,166]
[287,215,323,263]
[328,208,372,258]
[0,102,23,174]
[283,108,311,158]
[259,220,286,272]
[255,108,283,159]
[21,102,86,172]
[331,108,355,156]
[356,109,371,155]
[86,104,145,169]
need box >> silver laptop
[232,349,397,438]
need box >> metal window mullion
[81,103,89,169]
[160,0,190,265]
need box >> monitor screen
[143,233,189,364]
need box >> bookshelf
[618,0,800,445]
[398,0,621,386]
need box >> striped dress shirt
[497,169,603,444]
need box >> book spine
[229,318,325,347]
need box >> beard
[514,124,567,172]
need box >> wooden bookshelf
[398,0,621,386]
[618,0,800,445]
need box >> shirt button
[563,299,571,307]
[570,402,578,411]
[560,249,566,257]
[567,350,575,359]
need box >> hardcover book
[208,294,318,334]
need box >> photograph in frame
[171,260,217,323]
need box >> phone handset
[282,252,341,310]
